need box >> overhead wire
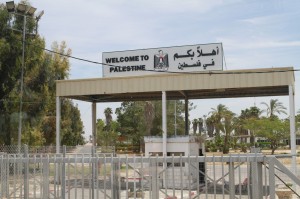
[1,36,299,105]
[16,37,300,75]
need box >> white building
[144,135,205,188]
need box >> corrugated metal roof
[56,67,295,102]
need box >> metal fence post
[111,154,120,199]
[55,146,60,196]
[24,144,29,199]
[91,146,95,199]
[61,145,66,199]
[228,157,235,198]
[42,156,49,199]
[250,148,263,199]
[0,152,8,198]
[268,157,276,199]
[150,157,159,199]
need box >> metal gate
[1,147,299,199]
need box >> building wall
[144,136,201,157]
[144,136,202,189]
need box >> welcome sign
[102,43,223,77]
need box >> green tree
[296,110,300,132]
[245,117,289,154]
[237,106,261,145]
[207,104,236,153]
[208,104,229,137]
[143,101,154,136]
[206,116,215,137]
[167,100,187,136]
[261,99,287,119]
[116,102,144,149]
[0,2,84,146]
[198,118,204,134]
[104,107,112,125]
[240,106,261,119]
[0,2,45,144]
[96,118,119,148]
[38,42,73,145]
[115,100,192,151]
[221,110,236,154]
[192,118,198,134]
[104,107,113,129]
[96,119,105,145]
[60,100,85,146]
[22,126,46,146]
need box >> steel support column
[92,102,97,146]
[289,85,297,190]
[162,91,167,156]
[56,97,61,153]
[185,96,189,135]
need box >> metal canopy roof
[56,67,295,102]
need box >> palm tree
[198,118,204,134]
[206,116,215,137]
[192,119,198,134]
[209,104,229,137]
[261,99,287,118]
[208,104,236,153]
[221,110,236,154]
[104,107,113,128]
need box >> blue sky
[27,0,300,138]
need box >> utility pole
[6,1,44,149]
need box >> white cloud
[27,0,300,136]
[219,38,300,51]
[240,14,281,25]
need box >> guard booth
[144,135,205,188]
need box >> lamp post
[6,1,43,148]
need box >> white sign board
[102,43,223,77]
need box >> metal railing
[0,145,115,154]
[0,147,299,199]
